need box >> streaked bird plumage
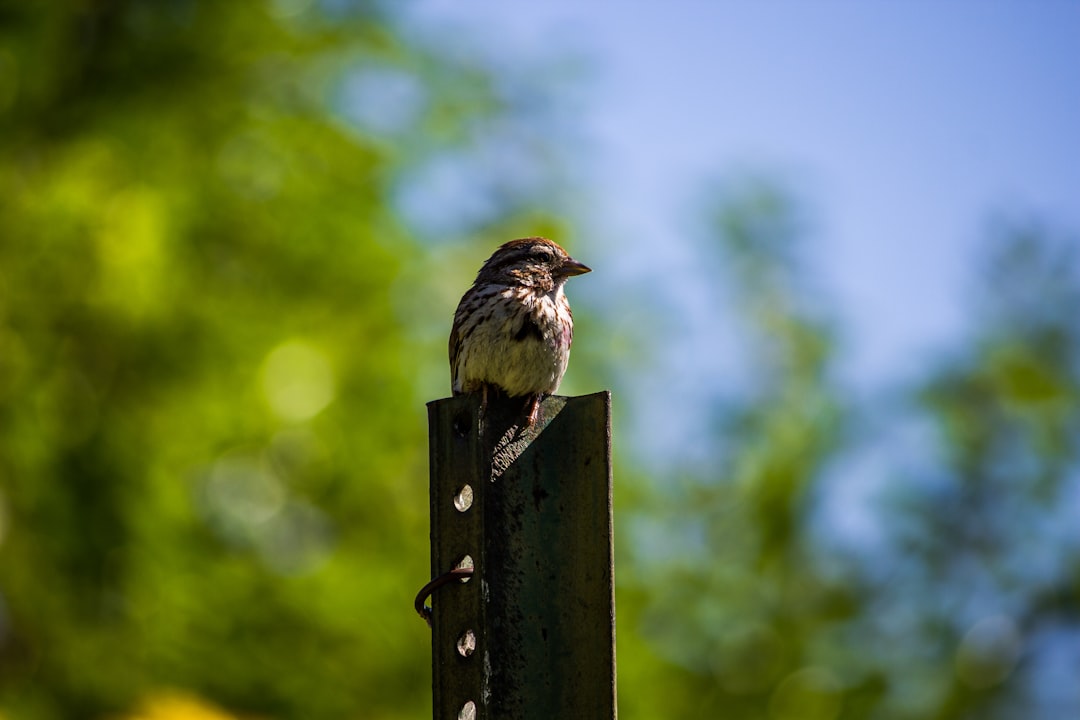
[449,237,590,423]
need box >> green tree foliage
[3,3,1077,719]
[0,2,566,718]
[874,224,1080,719]
[615,185,1080,719]
[615,181,858,720]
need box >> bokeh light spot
[261,341,336,422]
[205,455,285,531]
[955,615,1021,689]
[96,185,168,315]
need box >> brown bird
[449,237,591,425]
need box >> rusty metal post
[427,391,615,720]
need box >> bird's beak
[559,258,591,277]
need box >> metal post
[426,391,615,720]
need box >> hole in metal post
[458,701,476,720]
[453,412,470,437]
[454,485,473,512]
[456,629,476,657]
[455,555,474,582]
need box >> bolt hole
[455,555,473,582]
[458,700,476,720]
[454,485,474,512]
[457,629,476,657]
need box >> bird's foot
[524,393,543,427]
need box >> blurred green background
[1,2,1078,719]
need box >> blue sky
[406,1,1080,459]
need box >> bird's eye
[530,247,556,264]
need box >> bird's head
[475,237,591,292]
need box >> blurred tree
[614,185,1080,720]
[0,2,570,719]
[614,180,858,720]
[870,221,1080,719]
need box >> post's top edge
[426,395,477,411]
